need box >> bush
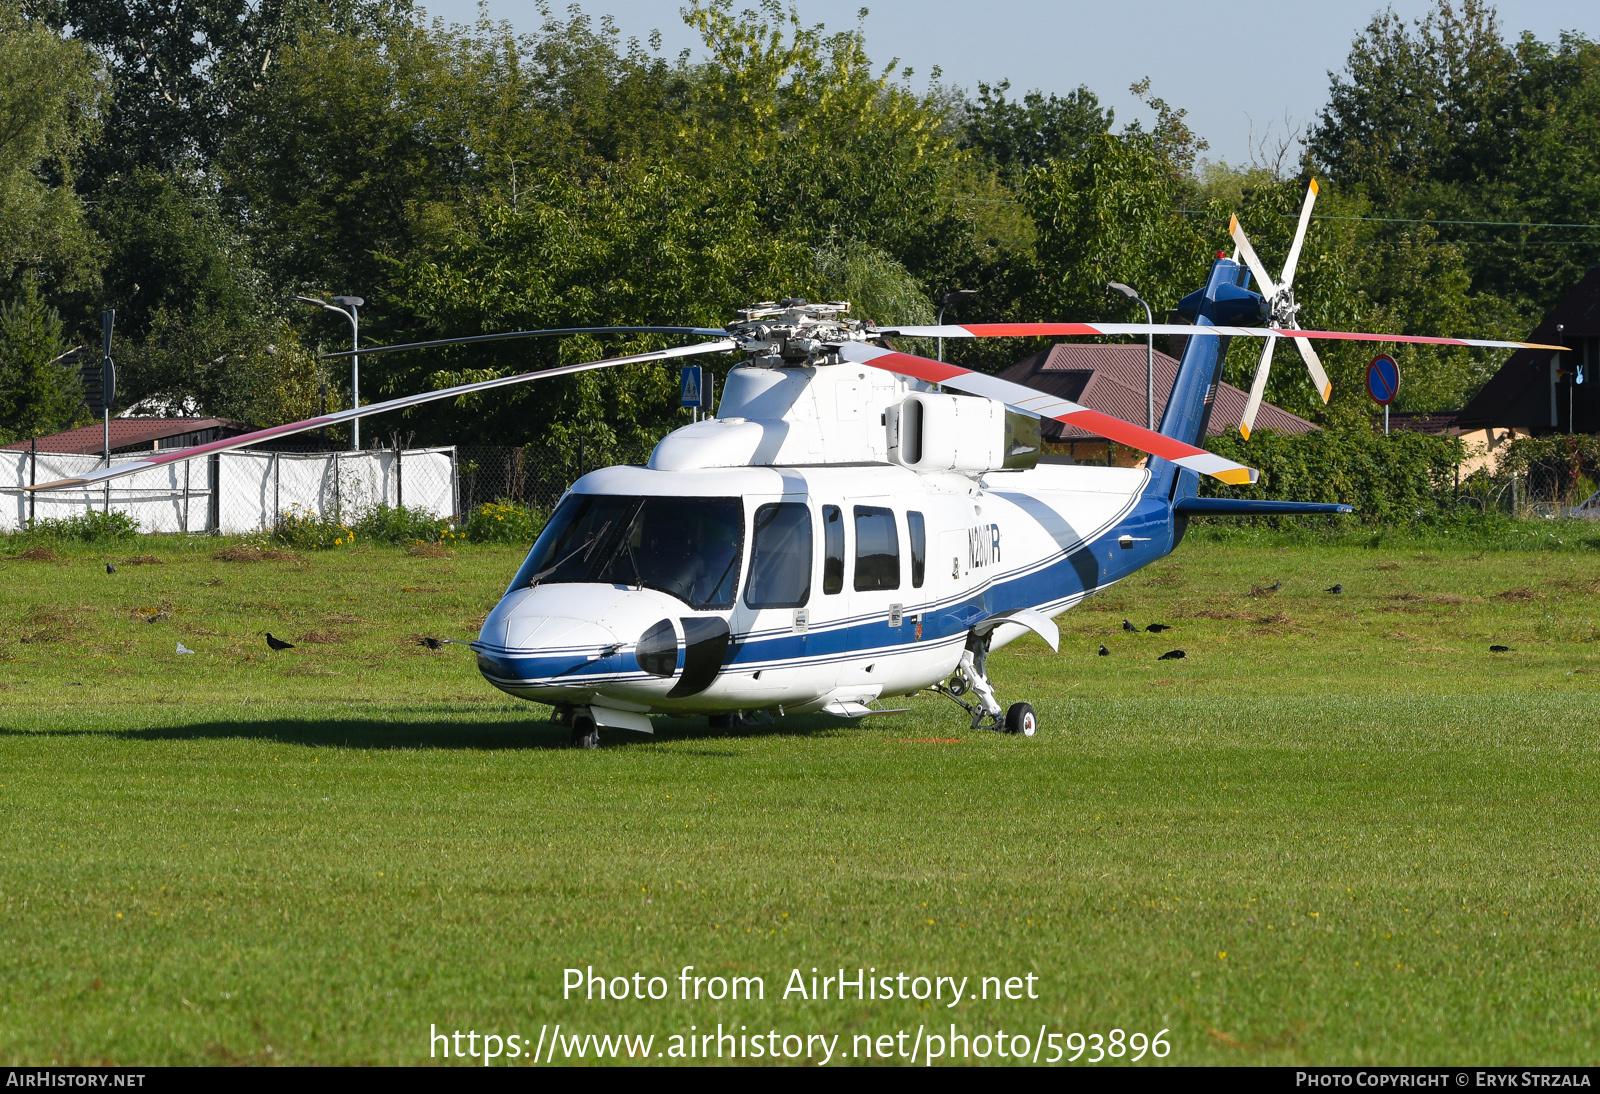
[1202,428,1464,525]
[273,506,355,550]
[1498,434,1600,504]
[25,510,141,542]
[451,500,546,546]
[351,504,451,546]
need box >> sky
[415,0,1596,167]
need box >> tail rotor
[1230,179,1332,438]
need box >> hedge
[1201,428,1464,524]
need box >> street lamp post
[1107,282,1154,430]
[295,295,364,451]
[937,289,978,363]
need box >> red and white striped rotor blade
[873,322,1563,352]
[836,342,1258,486]
[27,340,736,493]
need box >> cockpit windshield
[509,494,744,610]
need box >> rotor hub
[727,300,869,364]
[1270,288,1301,328]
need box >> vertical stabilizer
[1146,259,1256,502]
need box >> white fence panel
[2,446,456,534]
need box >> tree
[94,167,320,424]
[681,1,975,289]
[24,0,412,183]
[1022,132,1216,326]
[0,3,102,304]
[377,165,814,459]
[0,278,82,442]
[960,79,1111,181]
[225,7,688,300]
[1309,0,1600,311]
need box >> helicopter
[33,190,1560,747]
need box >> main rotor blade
[1239,334,1276,440]
[1292,332,1333,403]
[873,321,1563,352]
[1280,178,1319,290]
[837,342,1258,486]
[1229,215,1278,299]
[29,340,735,493]
[321,325,729,360]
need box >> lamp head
[940,288,978,308]
[331,296,365,308]
[1106,282,1140,301]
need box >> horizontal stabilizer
[1174,498,1354,516]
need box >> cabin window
[853,505,900,591]
[907,510,926,588]
[822,505,844,595]
[744,502,812,609]
[511,493,743,610]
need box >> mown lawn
[2,532,1598,1066]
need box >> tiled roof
[2,418,253,454]
[999,343,1318,441]
[1381,412,1461,435]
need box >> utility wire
[965,196,1600,233]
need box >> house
[1458,265,1600,437]
[998,343,1317,463]
[2,418,256,455]
[1438,265,1600,475]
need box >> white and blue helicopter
[35,189,1559,746]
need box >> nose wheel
[570,714,601,749]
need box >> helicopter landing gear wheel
[1004,702,1037,737]
[570,714,601,750]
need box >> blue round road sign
[1366,354,1400,406]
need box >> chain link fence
[453,444,591,517]
[1459,464,1600,520]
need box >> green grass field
[2,531,1599,1066]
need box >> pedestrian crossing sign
[680,365,710,409]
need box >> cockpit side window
[853,505,900,591]
[821,505,844,595]
[744,502,812,609]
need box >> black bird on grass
[1489,644,1511,652]
[1267,581,1282,592]
[105,562,115,574]
[1326,583,1343,594]
[1098,644,1110,656]
[1157,649,1186,661]
[1122,620,1137,632]
[420,637,444,650]
[265,633,295,651]
[1145,623,1172,633]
